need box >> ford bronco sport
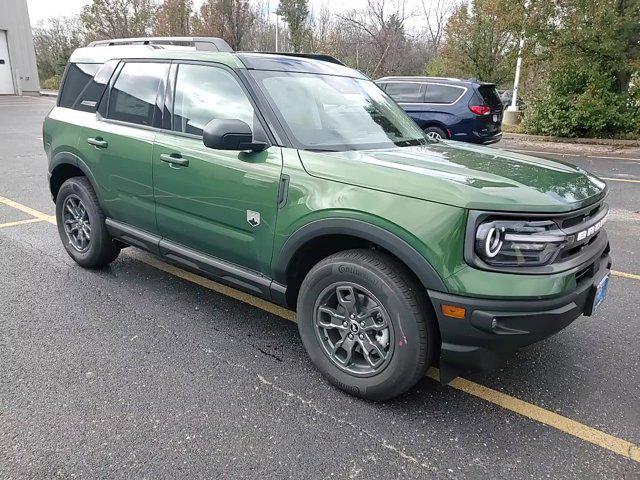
[43,37,611,401]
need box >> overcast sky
[26,0,430,27]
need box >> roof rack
[87,37,233,53]
[248,52,345,66]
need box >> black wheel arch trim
[49,152,105,209]
[274,218,448,293]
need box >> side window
[172,64,255,136]
[107,62,168,126]
[384,82,425,103]
[58,63,101,108]
[424,84,464,104]
[73,59,119,112]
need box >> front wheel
[55,176,120,268]
[297,249,436,400]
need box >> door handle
[160,153,189,167]
[87,137,108,148]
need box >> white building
[0,0,40,95]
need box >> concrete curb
[39,90,58,97]
[502,132,640,147]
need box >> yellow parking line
[1,194,639,462]
[0,218,46,229]
[601,177,640,184]
[0,195,56,224]
[612,270,640,281]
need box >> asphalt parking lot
[0,95,638,479]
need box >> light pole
[508,33,525,113]
[504,2,528,125]
[275,13,279,52]
[268,2,280,53]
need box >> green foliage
[523,0,640,138]
[80,0,156,42]
[33,17,84,86]
[277,0,310,53]
[524,71,639,137]
[41,75,62,91]
[437,0,524,84]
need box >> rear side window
[478,85,502,108]
[58,63,101,108]
[424,84,464,104]
[383,82,425,103]
[73,60,119,112]
[107,62,169,126]
[172,64,255,136]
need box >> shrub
[523,71,640,138]
[41,75,62,91]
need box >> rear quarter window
[424,84,465,104]
[58,63,101,109]
[58,61,119,112]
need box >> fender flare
[49,151,103,206]
[274,218,448,293]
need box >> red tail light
[469,105,491,115]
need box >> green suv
[44,37,611,400]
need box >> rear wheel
[55,176,120,268]
[297,249,436,400]
[424,126,447,141]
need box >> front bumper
[428,249,611,383]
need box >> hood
[297,142,607,213]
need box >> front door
[80,61,170,234]
[0,31,15,94]
[153,63,282,276]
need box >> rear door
[80,61,169,234]
[152,62,282,277]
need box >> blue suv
[376,76,504,144]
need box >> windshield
[251,70,430,151]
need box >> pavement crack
[255,374,440,475]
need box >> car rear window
[383,82,425,103]
[478,85,502,108]
[424,84,464,104]
[58,63,101,109]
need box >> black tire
[424,126,447,141]
[297,249,436,401]
[55,176,120,268]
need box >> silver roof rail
[87,37,233,53]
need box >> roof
[68,46,365,78]
[376,76,495,86]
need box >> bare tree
[337,0,414,77]
[421,0,457,56]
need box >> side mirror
[202,118,268,152]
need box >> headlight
[475,219,566,266]
[466,205,609,272]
